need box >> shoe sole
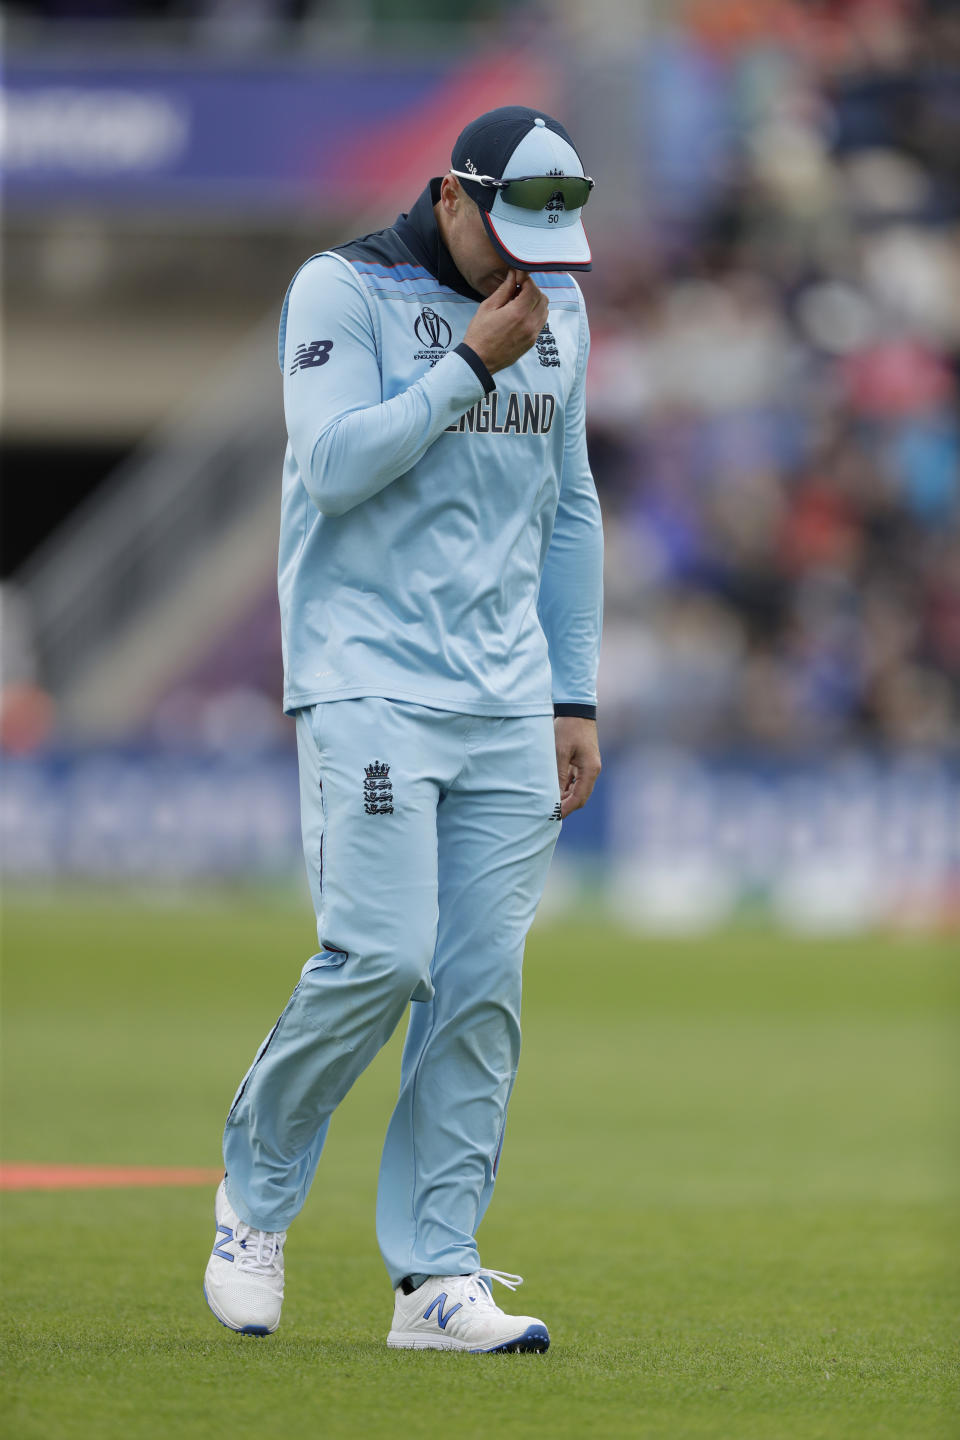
[387,1323,550,1354]
[203,1283,278,1337]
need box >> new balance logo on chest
[445,391,556,436]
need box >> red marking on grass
[0,1164,223,1192]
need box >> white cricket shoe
[387,1269,550,1353]
[203,1179,286,1336]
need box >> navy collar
[394,180,485,303]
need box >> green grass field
[2,893,957,1439]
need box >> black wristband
[454,342,496,396]
[554,703,597,721]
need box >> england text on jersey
[444,392,556,435]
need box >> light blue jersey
[276,181,603,719]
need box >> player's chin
[481,270,510,295]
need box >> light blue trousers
[222,698,561,1286]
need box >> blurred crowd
[2,0,958,758]
[587,0,960,751]
[3,0,512,37]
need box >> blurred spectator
[0,584,55,754]
[587,0,960,751]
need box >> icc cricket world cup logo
[414,307,452,351]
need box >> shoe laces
[462,1268,523,1308]
[234,1220,286,1276]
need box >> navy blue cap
[450,106,592,272]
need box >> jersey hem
[283,685,555,719]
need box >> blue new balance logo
[423,1293,462,1329]
[212,1224,235,1262]
[289,339,333,374]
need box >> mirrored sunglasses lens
[504,177,592,211]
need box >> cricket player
[203,105,603,1353]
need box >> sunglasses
[450,169,594,212]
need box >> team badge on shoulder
[363,761,394,815]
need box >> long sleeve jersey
[277,179,603,719]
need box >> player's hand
[554,716,601,819]
[462,270,550,374]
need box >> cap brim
[481,208,592,272]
